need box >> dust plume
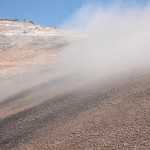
[60,2,150,82]
[1,1,150,105]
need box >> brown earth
[0,69,150,150]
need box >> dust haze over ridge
[1,1,150,105]
[60,1,150,82]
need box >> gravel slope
[0,72,150,150]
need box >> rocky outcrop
[0,18,35,24]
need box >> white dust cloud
[1,1,150,105]
[60,2,150,82]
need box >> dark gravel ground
[0,72,150,150]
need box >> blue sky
[0,0,149,27]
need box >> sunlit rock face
[0,18,71,74]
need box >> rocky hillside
[0,18,71,74]
[0,19,150,150]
